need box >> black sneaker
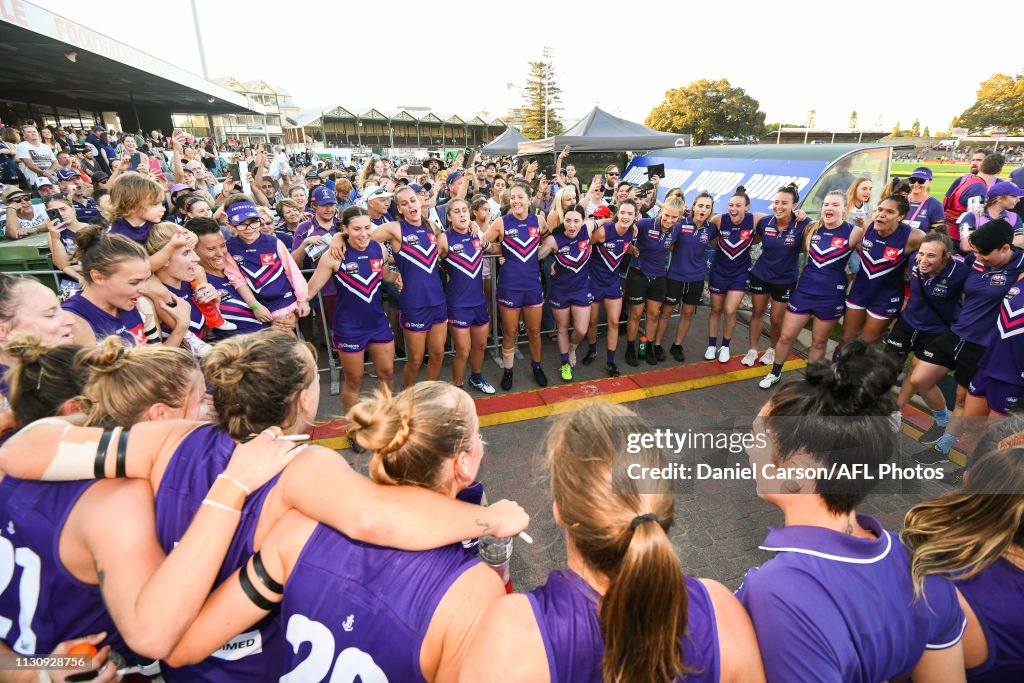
[945,467,965,486]
[625,343,639,367]
[606,362,621,377]
[501,369,514,391]
[912,445,950,465]
[654,345,666,362]
[581,349,597,366]
[670,344,685,362]
[917,422,947,445]
[645,348,658,365]
[532,365,548,387]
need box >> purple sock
[771,362,783,376]
[708,337,717,348]
[560,353,569,364]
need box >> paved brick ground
[315,304,956,591]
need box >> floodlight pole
[190,0,210,79]
[542,46,553,139]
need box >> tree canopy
[520,60,564,140]
[645,78,765,145]
[955,73,1024,134]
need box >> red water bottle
[191,279,225,328]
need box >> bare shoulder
[698,578,766,683]
[458,592,548,683]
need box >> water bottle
[638,335,648,359]
[190,279,225,328]
[477,535,514,594]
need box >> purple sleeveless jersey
[787,222,855,318]
[205,271,267,336]
[957,557,1024,682]
[737,515,965,683]
[227,232,295,313]
[155,424,282,682]
[711,213,755,280]
[499,213,543,292]
[847,221,914,316]
[443,228,487,309]
[395,221,444,309]
[331,241,392,352]
[278,524,479,682]
[954,249,1024,345]
[751,214,807,284]
[162,280,206,336]
[549,226,592,304]
[527,570,720,683]
[107,218,154,244]
[0,477,130,658]
[62,293,146,345]
[590,223,632,299]
[632,218,676,278]
[979,284,1024,385]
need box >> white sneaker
[889,410,903,433]
[184,331,212,358]
[759,348,775,365]
[758,373,781,389]
[704,345,717,360]
[215,320,237,331]
[740,349,758,366]
[717,346,731,363]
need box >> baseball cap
[91,172,110,184]
[446,170,465,186]
[410,182,433,194]
[55,168,79,182]
[310,185,337,206]
[363,185,393,202]
[305,170,320,179]
[226,201,261,225]
[909,167,933,181]
[84,143,98,156]
[169,183,191,196]
[92,125,104,132]
[987,181,1024,199]
[35,177,55,189]
[592,205,612,219]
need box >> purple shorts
[448,302,490,329]
[399,303,448,332]
[589,280,623,303]
[332,326,394,354]
[708,270,749,295]
[549,288,594,309]
[497,286,544,309]
[846,295,903,320]
[787,289,845,321]
[968,367,1024,415]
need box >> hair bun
[4,334,48,366]
[735,185,747,194]
[346,387,407,454]
[204,343,248,387]
[805,340,898,415]
[74,335,128,375]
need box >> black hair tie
[630,513,659,530]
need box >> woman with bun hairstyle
[62,226,190,347]
[461,402,765,683]
[307,206,400,416]
[741,184,811,367]
[0,332,529,681]
[164,382,510,681]
[4,336,87,432]
[0,335,295,670]
[842,195,925,345]
[759,190,862,389]
[903,418,1024,683]
[740,341,966,682]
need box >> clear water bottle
[477,535,513,593]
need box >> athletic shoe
[560,363,573,382]
[917,422,947,445]
[654,345,666,362]
[717,346,731,363]
[670,344,685,362]
[704,345,717,360]
[581,350,598,366]
[759,348,776,365]
[758,373,781,389]
[945,467,965,486]
[533,366,549,387]
[367,368,378,379]
[606,362,621,377]
[501,369,514,391]
[740,349,758,367]
[625,344,639,367]
[469,377,496,395]
[645,348,658,365]
[215,320,237,331]
[912,445,950,465]
[184,331,212,358]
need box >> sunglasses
[908,178,926,185]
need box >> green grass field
[890,161,1023,198]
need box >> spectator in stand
[3,185,47,238]
[0,128,21,187]
[905,168,945,231]
[16,124,57,187]
[945,154,1004,245]
[38,127,58,154]
[52,126,72,151]
[945,151,987,200]
[56,169,100,224]
[95,132,116,174]
[34,177,58,200]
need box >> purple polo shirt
[736,514,965,683]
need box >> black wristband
[115,428,130,478]
[252,551,284,594]
[94,429,113,478]
[239,561,279,612]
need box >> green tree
[911,119,921,136]
[849,111,858,129]
[923,125,931,137]
[645,78,766,145]
[956,73,1024,134]
[520,60,564,140]
[891,121,902,137]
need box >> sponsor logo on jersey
[130,324,147,345]
[740,230,751,240]
[831,237,847,248]
[505,228,518,237]
[451,243,464,253]
[765,227,777,236]
[883,247,900,261]
[578,239,589,251]
[472,239,481,250]
[370,259,383,272]
[862,239,873,249]
[212,630,263,661]
[427,231,437,244]
[344,262,359,273]
[260,253,275,266]
[528,226,540,238]
[404,234,419,246]
[342,615,355,632]
[992,273,1008,286]
[1007,286,1020,299]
